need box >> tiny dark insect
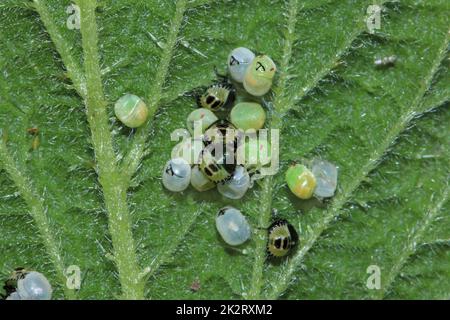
[27,127,39,136]
[27,127,40,151]
[190,278,201,292]
[374,55,397,68]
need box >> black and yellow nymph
[197,83,235,112]
[267,220,298,258]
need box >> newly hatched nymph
[216,206,251,246]
[199,143,236,183]
[228,47,255,83]
[190,165,215,192]
[203,120,238,146]
[267,219,298,258]
[162,158,191,192]
[243,55,276,96]
[198,83,235,112]
[114,94,149,128]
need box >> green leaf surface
[0,0,448,299]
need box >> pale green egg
[186,108,219,135]
[243,55,276,96]
[230,102,266,131]
[285,164,317,200]
[114,94,148,128]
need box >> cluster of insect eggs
[159,47,301,257]
[163,122,254,199]
[111,48,302,256]
[162,47,276,199]
[110,47,337,259]
[2,269,52,300]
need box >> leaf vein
[121,0,188,182]
[33,0,87,99]
[0,139,75,299]
[377,183,449,299]
[77,0,144,299]
[267,29,450,299]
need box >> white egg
[217,166,250,199]
[17,271,52,300]
[215,206,251,246]
[190,165,215,192]
[311,159,338,198]
[6,292,22,300]
[228,47,255,83]
[162,158,191,192]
